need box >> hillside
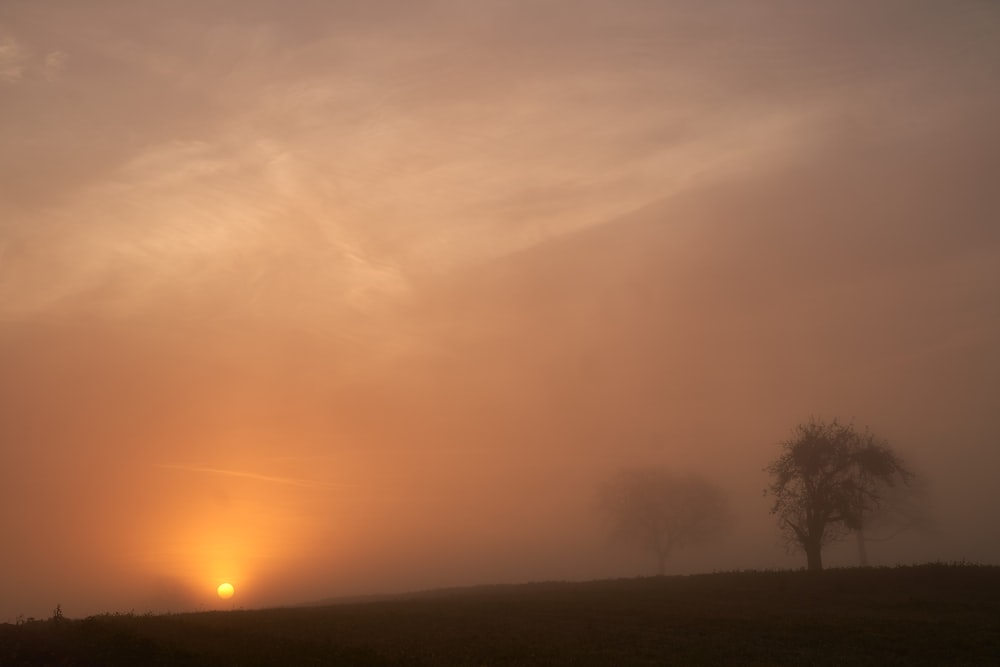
[3,564,998,666]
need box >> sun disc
[217,582,235,599]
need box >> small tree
[599,467,730,575]
[765,418,912,571]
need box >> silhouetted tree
[765,418,912,571]
[599,467,730,575]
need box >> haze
[2,0,998,620]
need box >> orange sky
[2,0,1000,619]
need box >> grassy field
[3,564,998,666]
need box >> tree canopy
[766,418,912,571]
[599,467,730,575]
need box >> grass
[2,563,998,666]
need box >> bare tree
[765,418,912,571]
[599,467,730,575]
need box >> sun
[217,582,235,599]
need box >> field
[3,564,998,666]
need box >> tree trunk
[804,540,823,571]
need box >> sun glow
[136,452,328,609]
[217,582,235,599]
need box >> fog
[2,0,999,620]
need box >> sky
[1,0,999,619]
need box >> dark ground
[2,564,998,666]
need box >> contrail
[156,464,352,490]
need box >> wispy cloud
[0,31,68,84]
[41,50,68,80]
[0,33,27,83]
[157,464,351,490]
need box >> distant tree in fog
[765,418,913,571]
[853,472,932,566]
[598,467,731,575]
